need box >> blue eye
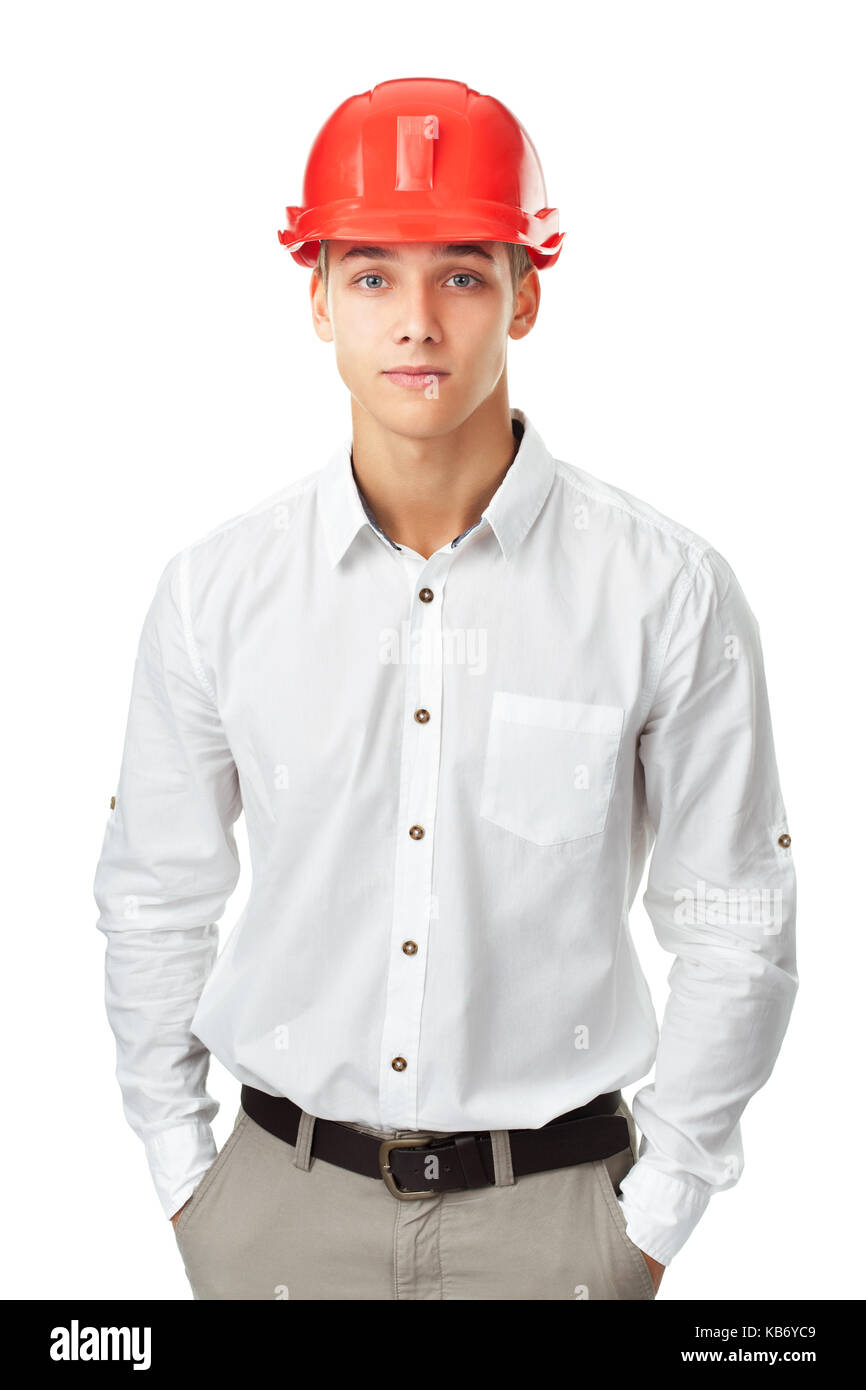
[352,270,482,291]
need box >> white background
[2,0,863,1301]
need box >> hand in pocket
[170,1196,193,1230]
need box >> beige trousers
[173,1096,657,1301]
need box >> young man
[94,77,797,1301]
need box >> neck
[349,389,520,560]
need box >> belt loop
[619,1097,640,1165]
[293,1109,316,1170]
[490,1129,515,1186]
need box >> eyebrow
[336,242,497,266]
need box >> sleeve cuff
[618,1158,712,1266]
[144,1119,218,1220]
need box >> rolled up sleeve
[619,546,798,1266]
[93,548,242,1219]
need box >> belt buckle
[378,1135,439,1200]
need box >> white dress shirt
[93,406,797,1266]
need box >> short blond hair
[314,239,534,298]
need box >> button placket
[380,550,452,1129]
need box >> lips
[383,367,450,390]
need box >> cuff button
[777,832,791,848]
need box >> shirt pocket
[479,691,625,845]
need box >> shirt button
[109,795,116,810]
[414,708,430,724]
[402,941,418,955]
[392,1057,408,1072]
[778,833,791,848]
[409,825,425,839]
[419,587,434,603]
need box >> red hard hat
[278,77,565,271]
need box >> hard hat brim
[278,199,564,270]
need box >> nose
[391,278,443,345]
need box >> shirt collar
[316,407,556,569]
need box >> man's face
[311,240,536,437]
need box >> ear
[508,268,541,342]
[310,269,334,343]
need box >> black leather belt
[240,1084,628,1200]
